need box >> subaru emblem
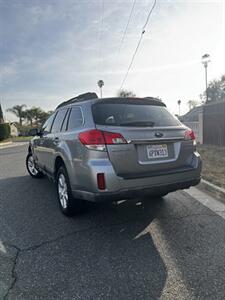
[155,132,163,138]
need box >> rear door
[92,100,194,179]
[44,108,69,173]
[34,113,56,169]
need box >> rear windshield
[92,103,180,127]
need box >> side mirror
[29,128,41,137]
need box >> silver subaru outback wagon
[26,93,202,216]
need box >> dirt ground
[197,144,225,189]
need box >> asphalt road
[1,144,225,300]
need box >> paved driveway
[1,145,225,299]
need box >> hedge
[17,124,34,136]
[0,123,11,141]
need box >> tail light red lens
[184,129,196,141]
[79,129,127,151]
[79,129,105,145]
[97,173,106,190]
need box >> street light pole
[201,54,210,102]
[204,64,208,101]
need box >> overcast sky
[1,0,225,121]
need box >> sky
[0,0,225,121]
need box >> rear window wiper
[119,121,155,127]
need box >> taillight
[184,129,196,145]
[102,131,127,145]
[79,129,127,151]
[79,129,105,145]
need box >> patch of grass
[0,136,32,144]
[12,136,32,142]
[197,144,225,189]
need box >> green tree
[6,104,27,126]
[203,74,225,102]
[37,110,53,125]
[117,89,136,97]
[24,108,36,126]
[27,107,50,126]
[23,107,53,127]
[187,100,199,110]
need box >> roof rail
[56,92,98,109]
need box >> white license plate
[147,144,168,159]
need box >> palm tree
[24,108,37,126]
[28,107,53,126]
[7,104,27,125]
[29,107,44,125]
[177,100,181,116]
[97,80,104,98]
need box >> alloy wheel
[27,155,39,176]
[58,173,68,209]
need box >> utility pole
[97,80,104,98]
[201,54,210,102]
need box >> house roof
[180,106,203,122]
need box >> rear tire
[26,153,44,178]
[155,192,168,198]
[56,165,85,216]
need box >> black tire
[56,165,85,216]
[155,192,168,198]
[26,153,44,178]
[142,192,168,199]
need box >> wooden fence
[203,101,225,146]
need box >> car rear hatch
[92,98,196,179]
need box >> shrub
[17,124,36,136]
[0,123,11,141]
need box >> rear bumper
[71,152,202,202]
[72,177,201,202]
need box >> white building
[10,123,18,137]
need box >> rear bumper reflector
[97,173,106,190]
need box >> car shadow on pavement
[1,175,167,299]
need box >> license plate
[147,144,168,159]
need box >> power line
[105,0,135,87]
[142,0,157,32]
[119,31,144,91]
[119,0,157,90]
[117,0,136,56]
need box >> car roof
[94,97,166,107]
[56,92,98,109]
[56,94,166,110]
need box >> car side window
[61,109,70,132]
[42,113,56,135]
[51,109,68,133]
[67,107,83,131]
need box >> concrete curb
[0,141,13,147]
[0,141,28,149]
[197,179,225,201]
